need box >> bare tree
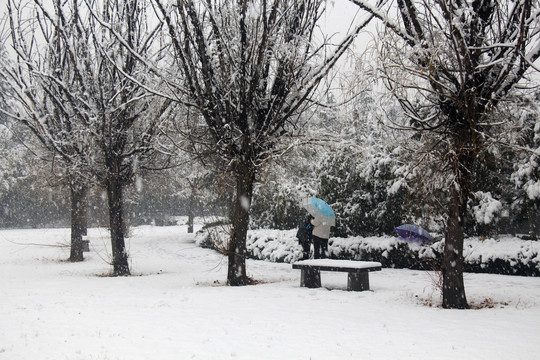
[153,0,372,285]
[351,0,540,308]
[2,0,93,262]
[80,0,171,275]
[2,0,169,275]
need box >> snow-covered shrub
[461,236,540,276]
[246,229,303,263]
[196,226,540,276]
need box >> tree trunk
[81,197,88,237]
[69,183,87,262]
[442,182,469,309]
[227,163,255,286]
[106,177,130,276]
[442,132,472,309]
[187,183,195,234]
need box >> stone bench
[292,259,382,291]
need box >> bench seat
[292,259,382,291]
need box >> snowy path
[1,226,539,359]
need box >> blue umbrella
[302,197,335,226]
[394,224,434,244]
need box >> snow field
[1,225,539,360]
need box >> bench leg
[348,272,370,291]
[300,268,321,288]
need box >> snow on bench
[292,259,382,291]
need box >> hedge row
[195,227,540,277]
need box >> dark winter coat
[296,219,313,245]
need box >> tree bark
[227,162,255,286]
[106,177,130,276]
[187,182,195,234]
[69,183,87,262]
[442,131,472,309]
[442,181,468,309]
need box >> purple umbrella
[394,224,434,244]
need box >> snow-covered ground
[1,225,539,360]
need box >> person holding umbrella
[302,197,335,259]
[311,217,331,259]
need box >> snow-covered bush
[246,229,303,263]
[196,226,540,276]
[462,236,540,276]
